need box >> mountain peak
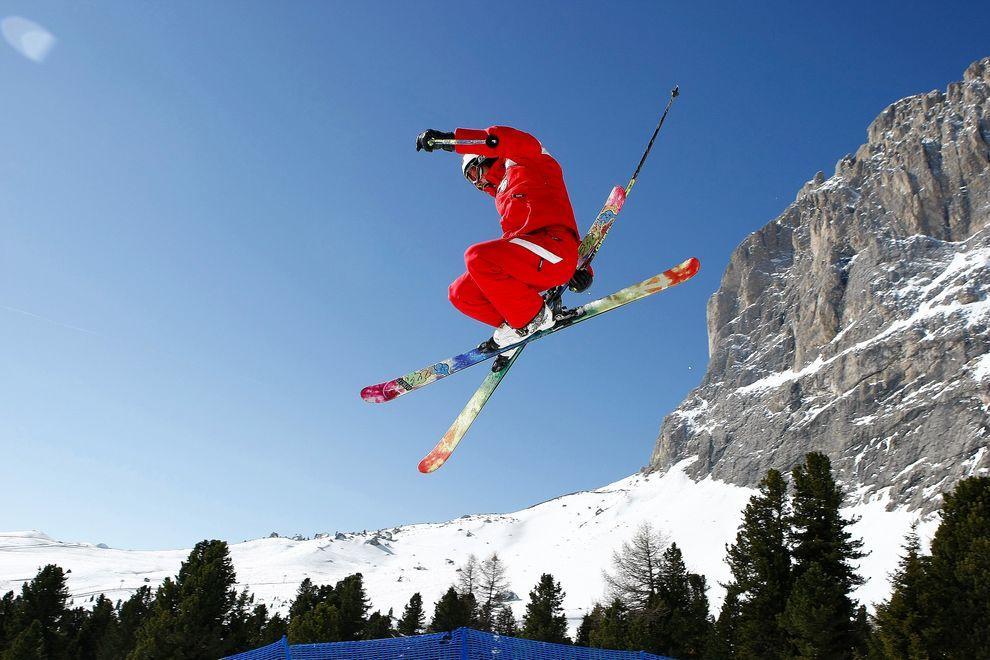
[650,57,990,512]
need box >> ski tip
[360,382,399,403]
[418,457,441,474]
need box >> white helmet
[461,154,497,187]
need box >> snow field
[0,460,933,633]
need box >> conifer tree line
[1,453,986,659]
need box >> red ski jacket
[454,126,579,241]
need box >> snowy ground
[0,459,938,630]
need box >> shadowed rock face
[650,58,990,512]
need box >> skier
[416,126,593,351]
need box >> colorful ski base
[418,344,525,473]
[577,186,625,266]
[418,256,700,473]
[363,257,700,405]
[360,186,626,405]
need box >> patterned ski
[361,186,626,405]
[417,257,700,472]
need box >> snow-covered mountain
[0,460,935,629]
[653,57,990,511]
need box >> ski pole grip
[431,138,489,147]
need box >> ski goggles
[463,156,496,191]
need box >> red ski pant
[448,227,579,329]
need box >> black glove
[568,267,593,293]
[416,129,455,152]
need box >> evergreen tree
[333,573,369,641]
[10,564,70,659]
[128,539,242,659]
[285,573,368,643]
[4,620,46,660]
[127,577,181,660]
[67,594,119,660]
[493,606,518,636]
[575,604,604,647]
[428,587,473,633]
[783,453,866,658]
[242,603,283,650]
[288,602,342,643]
[288,578,322,623]
[589,599,629,651]
[781,562,855,659]
[397,593,425,636]
[654,543,712,659]
[115,586,152,659]
[604,522,668,609]
[363,610,394,639]
[476,553,510,632]
[0,590,15,652]
[722,468,792,659]
[869,528,928,659]
[520,573,568,644]
[706,586,740,660]
[262,612,287,646]
[918,476,990,657]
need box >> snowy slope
[0,459,937,629]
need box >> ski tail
[418,345,525,473]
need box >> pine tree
[397,593,425,636]
[589,599,629,651]
[10,564,70,659]
[654,543,712,659]
[476,553,510,632]
[783,453,865,659]
[128,540,242,659]
[706,586,740,660]
[428,587,473,633]
[723,468,792,659]
[869,527,928,659]
[115,586,152,659]
[289,602,342,643]
[333,573,370,641]
[363,610,394,639]
[493,606,518,636]
[0,590,15,653]
[4,620,46,660]
[604,522,668,609]
[68,594,119,659]
[520,573,568,644]
[919,476,990,657]
[575,604,604,647]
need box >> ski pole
[568,84,680,278]
[625,85,679,195]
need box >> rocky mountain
[651,58,990,511]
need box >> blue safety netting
[225,628,673,659]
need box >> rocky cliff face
[650,58,990,511]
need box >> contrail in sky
[1,304,100,336]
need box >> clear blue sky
[2,1,987,550]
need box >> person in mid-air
[416,126,593,351]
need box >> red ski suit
[448,126,581,329]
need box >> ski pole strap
[625,85,679,195]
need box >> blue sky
[2,2,987,550]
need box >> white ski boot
[486,303,555,368]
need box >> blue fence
[225,628,673,659]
